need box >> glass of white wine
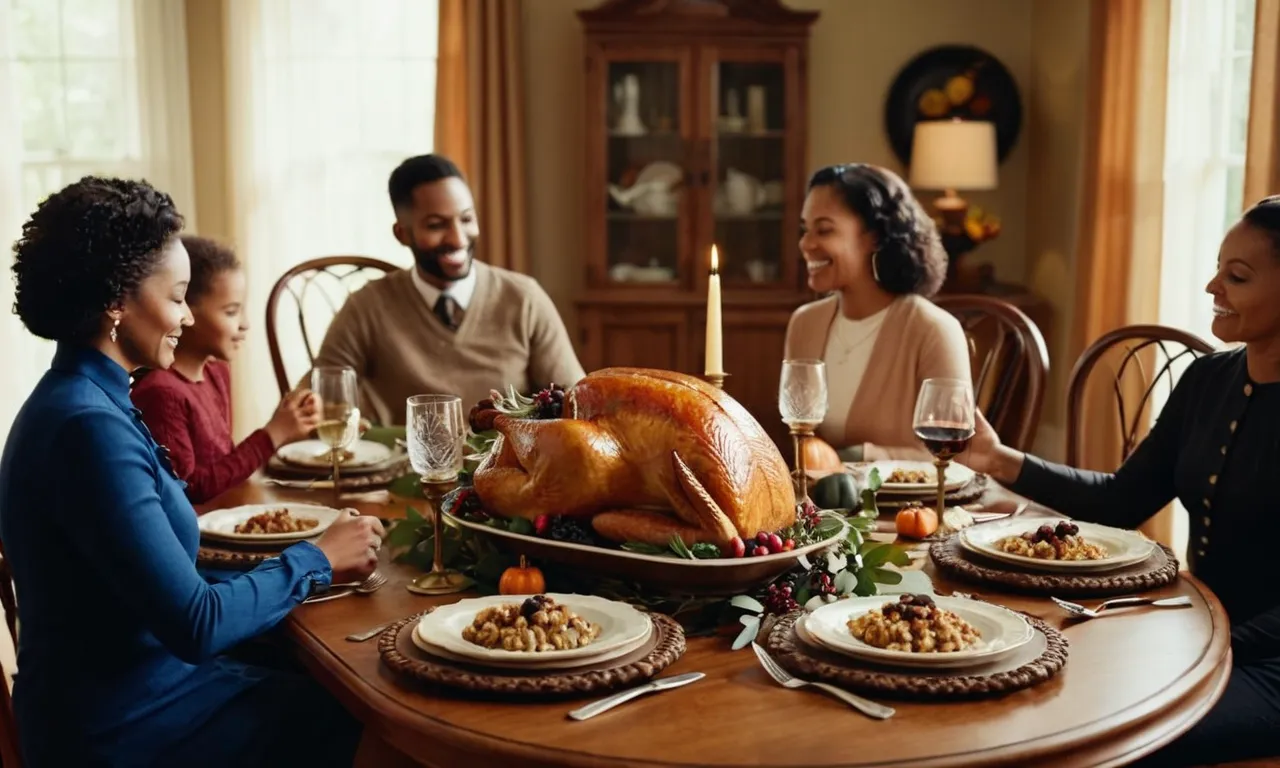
[405,394,473,595]
[779,359,828,502]
[311,366,360,507]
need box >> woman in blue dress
[0,177,385,766]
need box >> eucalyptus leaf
[853,568,877,596]
[387,473,422,499]
[384,517,424,551]
[732,616,761,650]
[730,594,765,613]
[794,586,811,608]
[507,517,535,536]
[883,545,912,568]
[861,542,894,569]
[869,567,903,585]
[866,467,883,492]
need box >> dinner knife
[566,672,705,721]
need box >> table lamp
[908,118,997,232]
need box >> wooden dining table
[199,478,1232,768]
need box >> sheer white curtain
[0,0,195,443]
[223,0,438,436]
[1157,0,1255,561]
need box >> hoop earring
[870,251,882,284]
[109,318,120,343]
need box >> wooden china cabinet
[575,0,819,449]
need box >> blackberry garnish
[548,516,596,545]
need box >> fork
[1051,595,1192,619]
[750,643,895,719]
[304,571,388,604]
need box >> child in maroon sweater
[132,235,318,503]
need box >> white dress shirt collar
[411,264,477,311]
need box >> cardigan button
[1203,498,1211,509]
[1244,383,1254,396]
[1200,535,1209,545]
[1221,445,1227,455]
[1209,474,1218,485]
[1197,549,1206,558]
[1203,516,1211,527]
[1230,420,1238,432]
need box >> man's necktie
[433,294,460,331]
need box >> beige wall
[184,0,232,243]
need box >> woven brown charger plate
[929,534,1180,597]
[874,473,989,509]
[766,609,1067,700]
[196,544,283,571]
[264,455,409,489]
[378,608,685,698]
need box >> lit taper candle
[705,245,724,376]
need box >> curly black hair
[1244,195,1280,253]
[180,234,240,303]
[807,163,946,297]
[11,176,184,342]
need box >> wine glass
[311,366,359,507]
[405,394,473,595]
[911,378,976,521]
[779,359,828,501]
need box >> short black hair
[181,235,240,303]
[807,163,946,297]
[1243,195,1280,253]
[11,176,184,342]
[388,154,464,211]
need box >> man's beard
[412,239,477,282]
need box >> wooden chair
[265,256,399,397]
[934,294,1050,452]
[0,545,21,767]
[1065,324,1215,467]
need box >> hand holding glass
[779,359,828,501]
[406,394,473,595]
[911,378,976,520]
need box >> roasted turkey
[471,368,796,548]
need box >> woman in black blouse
[964,196,1280,766]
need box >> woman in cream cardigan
[785,163,971,462]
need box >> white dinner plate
[276,439,394,470]
[803,595,1035,669]
[411,619,650,670]
[861,460,974,494]
[197,503,342,543]
[416,593,652,664]
[959,518,1156,573]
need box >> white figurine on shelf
[613,75,646,136]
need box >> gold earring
[110,318,120,343]
[870,251,882,284]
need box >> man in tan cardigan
[311,155,585,426]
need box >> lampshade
[908,119,998,191]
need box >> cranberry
[753,546,770,557]
[728,536,746,558]
[782,538,796,551]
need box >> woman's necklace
[828,314,882,368]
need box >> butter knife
[567,672,705,721]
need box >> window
[0,0,195,441]
[225,0,439,434]
[1157,0,1255,561]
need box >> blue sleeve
[56,408,333,664]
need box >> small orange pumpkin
[498,556,546,595]
[802,437,843,474]
[895,504,939,539]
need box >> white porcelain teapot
[722,168,765,215]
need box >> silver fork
[303,571,388,604]
[1051,595,1192,619]
[751,643,895,719]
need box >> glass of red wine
[911,378,976,521]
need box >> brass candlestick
[790,422,816,501]
[704,372,729,390]
[407,477,474,596]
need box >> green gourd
[810,472,860,511]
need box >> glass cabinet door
[707,54,792,288]
[600,56,687,287]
